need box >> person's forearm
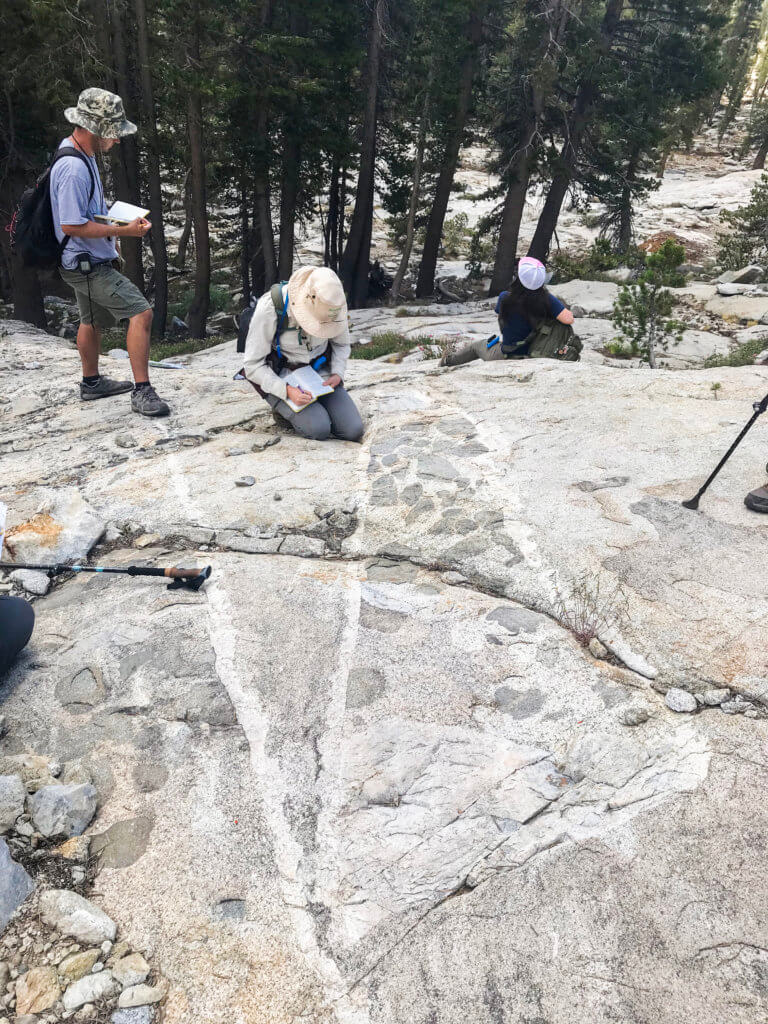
[62,221,124,239]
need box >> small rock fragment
[15,966,60,1014]
[117,981,167,1008]
[619,706,650,727]
[665,688,697,713]
[235,476,255,487]
[0,776,25,834]
[29,784,98,838]
[114,435,138,450]
[40,890,116,944]
[588,637,609,660]
[112,954,149,989]
[721,700,747,715]
[62,970,117,1011]
[8,569,50,596]
[701,688,730,706]
[58,950,100,984]
[133,534,161,549]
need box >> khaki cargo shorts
[60,263,151,328]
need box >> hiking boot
[131,384,170,417]
[745,484,768,513]
[79,376,133,401]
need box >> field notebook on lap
[280,364,334,413]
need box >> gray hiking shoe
[79,376,133,401]
[131,384,170,417]
[745,484,768,513]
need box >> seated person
[241,267,364,442]
[441,256,574,365]
[0,597,35,679]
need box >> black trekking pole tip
[681,496,700,510]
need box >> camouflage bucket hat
[64,88,137,139]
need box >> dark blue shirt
[495,290,565,351]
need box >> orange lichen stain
[4,513,63,556]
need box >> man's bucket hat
[65,88,137,139]
[288,267,348,340]
[518,256,553,291]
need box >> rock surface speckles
[2,292,768,1023]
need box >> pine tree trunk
[176,169,193,268]
[617,148,640,252]
[416,5,484,299]
[392,78,432,301]
[110,0,144,291]
[327,158,340,271]
[528,0,624,261]
[490,151,533,294]
[753,136,768,169]
[278,136,300,280]
[340,0,386,308]
[134,0,168,336]
[250,194,267,297]
[240,177,251,304]
[185,1,210,339]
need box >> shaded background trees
[0,0,765,334]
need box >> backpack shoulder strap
[51,147,96,204]
[269,281,289,357]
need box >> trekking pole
[0,562,212,592]
[682,392,768,510]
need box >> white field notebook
[94,200,150,225]
[280,364,334,413]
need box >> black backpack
[10,147,96,270]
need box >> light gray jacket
[242,285,351,401]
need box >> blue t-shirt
[49,139,118,270]
[495,290,565,351]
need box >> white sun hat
[287,267,348,340]
[517,256,551,291]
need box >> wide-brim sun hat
[65,87,137,139]
[517,256,552,291]
[288,266,348,339]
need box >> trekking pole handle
[165,566,206,579]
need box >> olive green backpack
[500,316,583,362]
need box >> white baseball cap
[517,256,550,291]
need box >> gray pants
[443,337,506,366]
[267,386,364,442]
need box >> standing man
[51,88,169,416]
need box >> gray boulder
[112,1010,154,1024]
[717,264,763,284]
[0,774,25,833]
[29,783,98,837]
[40,890,116,944]
[665,687,697,713]
[3,488,104,563]
[0,838,35,931]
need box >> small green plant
[350,331,433,360]
[604,341,635,359]
[718,172,768,270]
[611,239,685,368]
[549,238,642,283]
[441,212,471,259]
[710,381,722,399]
[704,334,768,367]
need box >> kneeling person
[242,267,364,442]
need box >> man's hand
[323,374,342,388]
[119,217,151,238]
[286,385,313,408]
